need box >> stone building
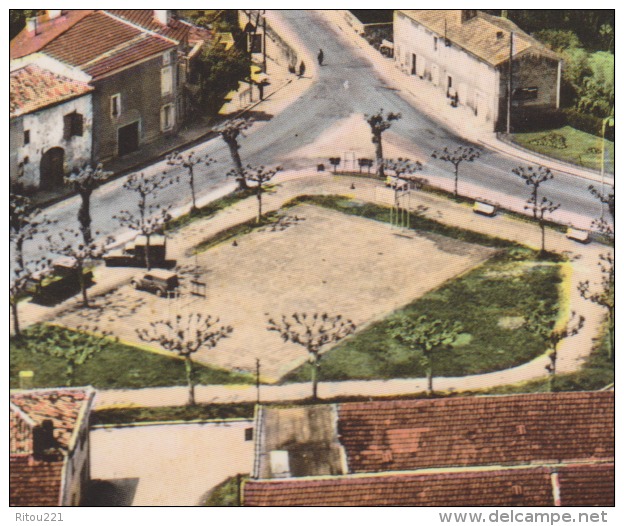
[10,54,93,191]
[393,10,562,131]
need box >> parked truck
[104,235,167,268]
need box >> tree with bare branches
[227,164,281,223]
[26,324,116,386]
[166,151,216,212]
[525,303,585,391]
[215,117,255,190]
[10,193,54,270]
[64,164,112,245]
[431,145,481,196]
[114,172,174,270]
[389,315,463,396]
[10,260,50,337]
[527,195,561,254]
[45,229,111,307]
[578,252,614,359]
[137,313,233,405]
[511,165,555,220]
[588,183,615,223]
[365,109,402,177]
[267,313,356,400]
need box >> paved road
[20,10,607,265]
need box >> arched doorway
[40,147,65,190]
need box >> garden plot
[56,204,494,381]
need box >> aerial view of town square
[9,7,615,512]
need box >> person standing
[318,48,324,66]
[299,61,306,77]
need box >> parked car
[131,269,179,297]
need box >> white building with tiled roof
[394,10,562,132]
[10,54,94,191]
[10,387,96,506]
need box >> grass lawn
[284,248,563,382]
[511,126,614,173]
[91,403,256,426]
[10,324,254,390]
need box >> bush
[529,132,568,149]
[562,108,613,140]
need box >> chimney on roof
[47,10,62,20]
[461,10,478,24]
[32,419,57,460]
[154,10,170,26]
[25,17,39,36]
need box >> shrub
[529,132,568,149]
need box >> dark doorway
[39,147,65,190]
[411,54,417,75]
[118,122,139,157]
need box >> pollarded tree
[358,158,374,174]
[64,164,112,245]
[10,193,54,270]
[26,324,115,386]
[267,313,356,400]
[227,164,281,223]
[511,165,554,220]
[389,315,463,396]
[215,117,255,190]
[166,151,216,213]
[45,229,111,308]
[10,260,50,338]
[525,303,585,391]
[588,183,614,225]
[137,313,233,405]
[114,172,174,270]
[365,109,402,177]
[526,195,561,254]
[431,145,481,196]
[578,252,614,359]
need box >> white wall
[394,12,499,127]
[17,93,93,188]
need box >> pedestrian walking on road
[318,48,324,66]
[299,61,306,77]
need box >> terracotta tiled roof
[245,463,615,507]
[558,463,615,507]
[245,466,562,506]
[10,10,95,60]
[33,11,176,80]
[107,10,205,44]
[10,388,93,453]
[398,10,559,66]
[10,64,93,118]
[337,392,614,473]
[10,456,65,507]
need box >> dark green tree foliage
[198,43,251,116]
[10,10,38,40]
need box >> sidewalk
[30,171,601,409]
[320,11,614,186]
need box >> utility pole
[506,31,514,135]
[262,15,267,72]
[256,358,261,403]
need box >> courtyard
[56,203,495,381]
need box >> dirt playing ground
[57,204,495,381]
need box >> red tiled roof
[244,466,563,506]
[558,463,615,507]
[337,392,614,473]
[10,456,65,507]
[29,11,177,80]
[10,10,95,60]
[10,388,92,453]
[10,64,93,118]
[107,10,213,46]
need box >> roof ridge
[103,10,180,46]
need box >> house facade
[10,387,96,506]
[10,55,93,191]
[10,10,183,171]
[393,10,561,131]
[244,392,614,506]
